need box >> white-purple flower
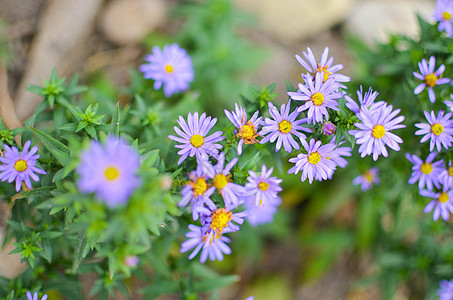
[421,188,453,221]
[168,112,225,165]
[288,138,337,184]
[26,291,48,300]
[413,56,450,103]
[440,161,453,188]
[350,103,405,161]
[77,137,141,207]
[180,224,232,263]
[139,43,194,97]
[438,278,453,300]
[295,46,351,85]
[0,140,46,192]
[201,152,244,209]
[180,165,216,221]
[353,168,379,191]
[245,198,280,227]
[415,110,453,152]
[260,100,311,152]
[199,204,247,239]
[224,103,262,155]
[288,72,343,124]
[244,165,282,206]
[328,140,352,170]
[406,152,443,191]
[433,0,453,37]
[345,86,384,114]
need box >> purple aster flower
[180,165,216,221]
[180,224,232,263]
[139,43,194,97]
[350,103,405,161]
[353,168,379,191]
[0,140,46,192]
[77,137,141,207]
[224,103,262,155]
[199,204,247,239]
[244,165,282,206]
[328,140,352,170]
[288,72,344,124]
[438,279,453,300]
[440,161,453,188]
[168,112,225,165]
[26,292,48,300]
[288,138,337,184]
[260,100,312,152]
[413,56,450,103]
[434,0,453,37]
[345,86,384,114]
[406,152,443,191]
[322,121,336,136]
[201,152,244,209]
[421,187,453,221]
[245,198,279,226]
[295,46,351,85]
[415,110,453,152]
[445,94,453,111]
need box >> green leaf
[40,231,63,239]
[76,121,88,132]
[30,126,71,166]
[72,232,90,274]
[109,103,120,135]
[193,275,239,292]
[140,281,180,297]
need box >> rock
[234,0,357,44]
[99,0,168,46]
[344,0,435,46]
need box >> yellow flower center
[164,64,174,73]
[438,192,449,203]
[213,174,228,190]
[364,171,374,183]
[240,124,255,139]
[315,66,331,82]
[210,208,233,233]
[14,159,27,172]
[192,178,207,197]
[443,11,452,20]
[425,73,438,87]
[104,166,120,181]
[421,163,432,175]
[431,123,444,136]
[258,181,269,191]
[308,151,321,165]
[190,134,204,148]
[372,125,385,139]
[278,120,292,134]
[311,92,324,106]
[449,166,453,177]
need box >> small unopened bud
[124,255,139,267]
[159,174,173,190]
[322,121,336,136]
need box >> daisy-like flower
[406,152,443,191]
[295,46,351,85]
[353,167,379,191]
[288,72,344,124]
[77,137,141,207]
[350,103,405,161]
[288,139,337,184]
[433,0,453,37]
[180,165,216,220]
[26,291,48,300]
[0,140,46,192]
[328,140,352,170]
[201,152,244,209]
[200,204,247,239]
[244,165,282,206]
[245,198,280,227]
[345,86,384,114]
[260,100,312,152]
[139,43,194,97]
[421,188,453,221]
[415,110,453,152]
[413,56,450,103]
[224,103,262,155]
[180,224,232,263]
[169,112,225,165]
[440,161,453,188]
[438,279,453,300]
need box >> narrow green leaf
[30,126,70,166]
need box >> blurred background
[0,0,439,299]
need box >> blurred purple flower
[353,168,379,191]
[0,140,46,192]
[433,0,453,37]
[26,291,48,300]
[438,278,453,300]
[139,43,194,97]
[440,160,453,188]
